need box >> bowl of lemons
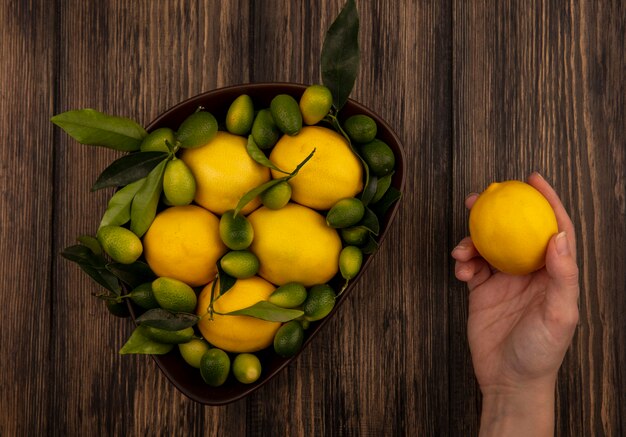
[54,81,405,404]
[53,0,405,404]
[136,82,405,404]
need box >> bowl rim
[134,82,407,405]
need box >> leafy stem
[233,148,316,217]
[321,0,360,111]
[214,301,304,322]
[207,273,219,321]
[165,139,180,155]
[287,148,316,178]
[246,135,290,174]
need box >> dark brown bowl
[136,83,406,405]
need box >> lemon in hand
[181,131,271,215]
[248,203,341,286]
[269,126,363,210]
[469,180,558,275]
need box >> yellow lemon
[181,131,271,215]
[247,203,341,286]
[269,126,363,210]
[469,180,558,275]
[197,276,280,353]
[143,205,227,286]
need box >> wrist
[479,381,556,437]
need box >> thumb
[545,231,580,304]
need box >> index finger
[527,172,576,257]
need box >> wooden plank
[452,0,625,435]
[570,2,626,434]
[52,1,250,434]
[4,0,619,433]
[247,0,452,435]
[246,2,333,434]
[0,1,55,435]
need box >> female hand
[452,173,579,436]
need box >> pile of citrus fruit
[57,84,399,387]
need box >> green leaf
[130,159,167,237]
[106,261,155,288]
[233,148,316,216]
[104,299,131,318]
[287,148,316,178]
[370,186,402,219]
[359,207,380,236]
[217,260,237,296]
[321,0,360,110]
[98,178,145,229]
[136,308,199,331]
[51,109,147,152]
[371,172,394,204]
[77,235,102,255]
[92,152,169,191]
[119,326,174,355]
[361,233,379,255]
[220,301,304,322]
[61,245,121,294]
[360,174,377,206]
[246,135,289,174]
[79,264,122,294]
[233,178,286,217]
[61,243,98,264]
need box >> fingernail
[533,171,544,180]
[465,192,479,201]
[556,232,570,256]
[453,242,467,253]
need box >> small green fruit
[270,94,302,136]
[326,198,365,228]
[200,348,231,387]
[97,225,143,264]
[219,210,254,250]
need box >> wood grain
[453,1,626,435]
[0,0,624,435]
[51,1,252,435]
[0,1,54,435]
[247,1,452,435]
